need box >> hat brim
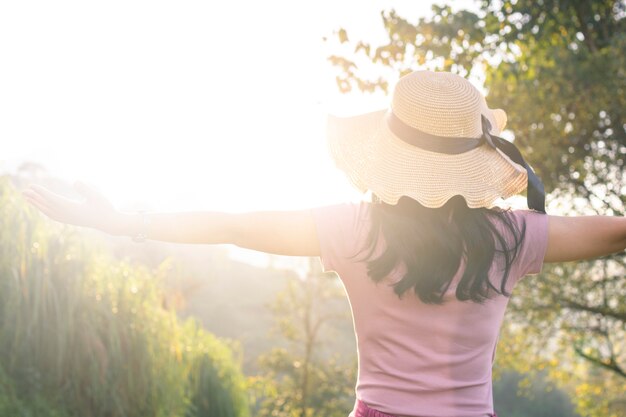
[327,109,527,208]
[492,108,507,132]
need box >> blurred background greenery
[1,0,624,416]
[0,177,249,417]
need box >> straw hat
[327,70,533,209]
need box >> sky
[0,0,477,269]
[1,0,478,211]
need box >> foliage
[498,257,626,416]
[493,371,579,417]
[0,364,69,417]
[327,1,626,416]
[183,322,249,417]
[482,0,626,191]
[0,176,249,417]
[329,0,626,189]
[249,260,357,417]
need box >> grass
[0,176,249,417]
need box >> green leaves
[252,267,356,417]
[0,177,249,417]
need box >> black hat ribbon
[386,111,546,213]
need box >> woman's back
[312,202,548,417]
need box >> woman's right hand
[22,181,123,234]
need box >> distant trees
[492,371,579,417]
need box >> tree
[249,259,356,417]
[329,0,625,189]
[327,1,625,415]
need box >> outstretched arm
[113,209,321,256]
[22,183,321,257]
[545,215,626,263]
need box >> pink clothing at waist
[352,400,497,417]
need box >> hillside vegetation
[0,176,249,417]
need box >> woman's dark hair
[358,195,526,304]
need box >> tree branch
[573,346,626,379]
[559,297,626,322]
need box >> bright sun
[1,0,396,213]
[1,0,479,214]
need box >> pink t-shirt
[311,201,549,417]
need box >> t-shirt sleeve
[510,209,549,278]
[310,202,368,273]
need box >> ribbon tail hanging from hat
[480,115,546,213]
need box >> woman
[22,71,626,417]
